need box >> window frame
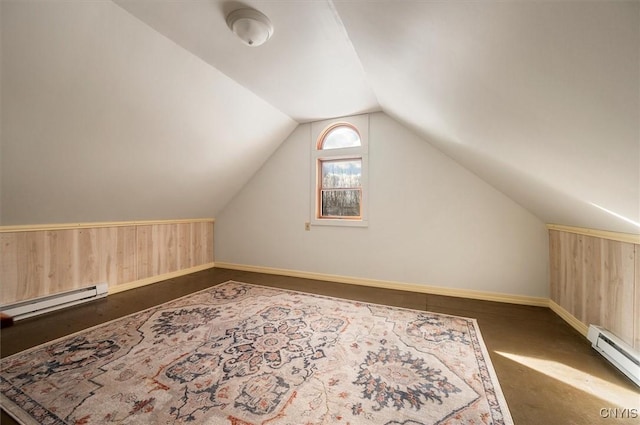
[317,157,363,220]
[310,115,369,228]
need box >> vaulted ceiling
[2,1,637,234]
[115,0,640,235]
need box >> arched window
[318,124,361,150]
[311,118,369,225]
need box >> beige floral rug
[0,281,513,424]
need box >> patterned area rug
[1,281,513,425]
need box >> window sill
[310,218,368,228]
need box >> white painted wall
[216,113,549,297]
[0,1,296,225]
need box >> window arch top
[318,124,361,150]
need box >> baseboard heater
[0,283,108,321]
[587,325,640,387]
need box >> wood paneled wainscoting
[0,219,214,305]
[548,225,639,350]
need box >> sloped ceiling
[3,0,637,233]
[0,0,297,225]
[114,0,380,122]
[334,1,640,235]
[116,0,639,235]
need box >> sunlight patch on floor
[495,351,640,407]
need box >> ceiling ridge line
[326,0,382,112]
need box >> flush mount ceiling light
[226,8,273,47]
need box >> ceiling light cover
[226,8,273,47]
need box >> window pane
[321,126,361,150]
[321,159,361,189]
[321,190,361,217]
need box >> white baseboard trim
[214,262,549,307]
[108,263,215,295]
[548,299,589,337]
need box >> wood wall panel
[0,233,40,303]
[136,224,187,279]
[205,221,214,265]
[99,226,137,289]
[157,224,178,275]
[606,239,635,343]
[77,229,100,289]
[635,246,640,350]
[549,229,638,349]
[177,223,193,270]
[548,230,561,305]
[191,221,214,268]
[0,234,17,301]
[136,225,154,280]
[16,232,46,302]
[0,219,214,305]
